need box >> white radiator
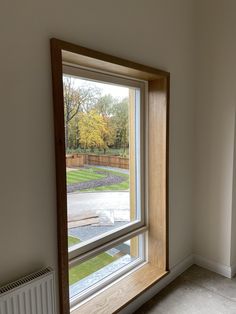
[0,268,55,314]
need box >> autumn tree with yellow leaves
[79,110,115,153]
[63,75,129,155]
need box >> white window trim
[70,234,147,309]
[63,65,147,257]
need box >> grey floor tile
[135,266,236,314]
[181,265,236,302]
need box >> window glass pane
[69,234,145,301]
[64,74,141,247]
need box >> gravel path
[92,165,129,175]
[67,170,127,193]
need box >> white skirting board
[194,254,236,279]
[231,264,236,278]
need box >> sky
[66,75,129,99]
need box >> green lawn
[68,235,80,247]
[67,167,129,191]
[86,168,129,191]
[68,235,118,285]
[69,252,117,285]
[67,168,105,184]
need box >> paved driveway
[67,191,130,224]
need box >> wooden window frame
[50,38,169,314]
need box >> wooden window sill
[71,263,169,314]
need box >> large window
[63,66,146,306]
[51,38,169,314]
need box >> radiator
[0,268,55,314]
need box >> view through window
[63,69,145,303]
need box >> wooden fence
[66,154,85,167]
[66,153,129,169]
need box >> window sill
[70,263,168,314]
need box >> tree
[94,94,117,153]
[111,98,129,156]
[100,115,116,154]
[79,110,114,152]
[94,94,115,116]
[94,95,130,155]
[63,76,100,149]
[63,75,129,155]
[67,113,80,150]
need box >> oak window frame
[50,38,169,314]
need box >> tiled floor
[135,265,236,314]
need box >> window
[51,38,169,314]
[64,67,146,306]
[70,234,145,308]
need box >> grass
[67,167,129,286]
[68,235,80,247]
[67,167,105,184]
[87,167,129,191]
[67,168,129,286]
[68,235,118,285]
[67,167,129,191]
[69,252,117,285]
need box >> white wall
[0,0,195,311]
[231,126,236,267]
[194,0,236,268]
